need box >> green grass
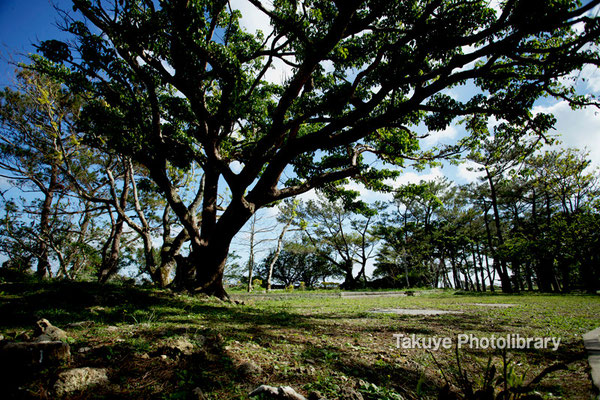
[1,282,598,399]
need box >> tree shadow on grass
[0,281,318,398]
[0,281,314,334]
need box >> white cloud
[344,181,394,203]
[587,3,600,18]
[578,65,600,93]
[489,0,502,17]
[263,56,294,85]
[0,176,13,190]
[260,204,280,219]
[297,188,320,203]
[533,101,600,167]
[455,160,485,183]
[229,0,271,36]
[390,167,445,187]
[422,125,458,147]
[230,160,243,174]
[229,0,294,85]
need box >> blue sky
[0,0,74,87]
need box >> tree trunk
[340,259,356,289]
[483,205,510,293]
[404,252,410,288]
[159,229,188,288]
[191,196,255,299]
[512,258,523,292]
[470,246,481,292]
[559,259,571,293]
[36,165,58,279]
[246,214,257,292]
[485,168,512,293]
[524,261,534,291]
[451,255,461,289]
[482,243,495,292]
[580,257,599,293]
[192,244,231,299]
[98,214,125,283]
[98,165,130,283]
[267,217,293,292]
[476,242,486,291]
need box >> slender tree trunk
[476,242,486,291]
[267,217,293,292]
[485,168,512,293]
[551,274,562,292]
[463,256,475,291]
[559,258,571,293]
[437,251,448,289]
[473,260,481,292]
[482,243,495,292]
[98,215,125,283]
[512,258,523,292]
[483,205,509,293]
[451,255,461,289]
[404,256,410,288]
[471,246,481,292]
[524,261,534,291]
[246,214,257,292]
[36,165,58,279]
[536,195,558,292]
[160,228,188,288]
[247,253,254,292]
[98,165,130,283]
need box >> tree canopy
[31,0,600,297]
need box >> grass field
[0,282,598,399]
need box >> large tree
[34,0,600,297]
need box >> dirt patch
[369,308,462,315]
[470,303,516,308]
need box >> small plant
[359,381,405,400]
[285,284,294,292]
[130,310,158,324]
[299,281,306,291]
[252,278,263,289]
[433,347,567,400]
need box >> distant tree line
[373,146,599,293]
[239,138,600,293]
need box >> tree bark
[191,242,232,299]
[98,214,125,283]
[267,216,293,292]
[98,164,130,283]
[246,214,257,292]
[36,164,59,279]
[485,168,512,293]
[476,242,486,291]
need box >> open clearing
[0,282,598,399]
